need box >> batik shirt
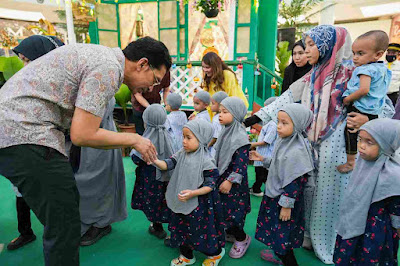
[0,44,125,156]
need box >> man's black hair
[123,37,172,70]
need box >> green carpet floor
[0,158,327,266]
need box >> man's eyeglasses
[149,64,161,87]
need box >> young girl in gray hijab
[214,96,252,259]
[190,90,211,122]
[209,91,229,157]
[334,118,400,265]
[153,119,225,266]
[164,93,188,152]
[251,103,314,265]
[131,104,174,239]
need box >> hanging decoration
[135,9,144,38]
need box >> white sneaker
[250,188,263,197]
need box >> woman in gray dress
[67,98,127,246]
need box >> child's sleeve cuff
[278,195,295,208]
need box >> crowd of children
[130,28,400,266]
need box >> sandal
[202,248,225,266]
[171,255,196,266]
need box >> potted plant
[181,0,225,18]
[114,84,136,156]
[114,84,136,133]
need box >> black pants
[388,92,399,107]
[345,105,378,154]
[226,226,246,241]
[16,197,34,237]
[180,244,222,259]
[276,250,298,266]
[0,145,81,266]
[132,109,145,135]
[252,166,268,193]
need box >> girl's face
[202,62,213,77]
[210,99,220,112]
[182,127,199,153]
[304,36,320,65]
[218,105,234,125]
[277,111,294,138]
[357,130,380,161]
[292,45,308,67]
[193,97,208,112]
[18,53,30,66]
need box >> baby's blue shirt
[343,62,392,115]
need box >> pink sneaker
[260,249,283,265]
[228,235,251,259]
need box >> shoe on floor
[80,225,112,246]
[260,249,283,265]
[202,248,225,266]
[229,234,251,259]
[250,188,264,197]
[148,223,167,239]
[7,234,36,250]
[302,236,314,251]
[170,255,196,266]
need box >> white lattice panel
[169,65,243,109]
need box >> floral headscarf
[300,25,354,145]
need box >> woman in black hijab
[13,35,64,65]
[7,35,64,251]
[281,40,312,93]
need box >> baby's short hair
[356,30,389,52]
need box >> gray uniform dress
[67,98,127,235]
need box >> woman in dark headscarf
[7,35,64,251]
[281,40,312,93]
[13,35,64,65]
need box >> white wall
[335,19,392,42]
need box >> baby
[338,30,392,173]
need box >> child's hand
[279,207,292,221]
[178,190,193,202]
[219,180,232,194]
[250,151,264,161]
[343,97,351,106]
[188,113,196,121]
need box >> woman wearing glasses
[131,71,171,135]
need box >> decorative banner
[389,14,400,44]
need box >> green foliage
[114,84,131,125]
[181,0,224,12]
[0,56,24,81]
[279,0,325,38]
[275,41,291,79]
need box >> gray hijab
[194,90,211,105]
[214,97,250,175]
[264,97,277,106]
[166,93,182,110]
[265,103,314,198]
[212,91,228,104]
[131,104,174,181]
[337,118,400,240]
[166,119,216,215]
